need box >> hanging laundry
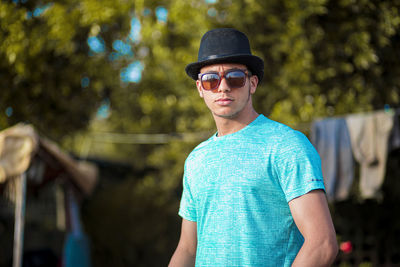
[311,118,354,202]
[345,110,394,200]
[389,108,400,153]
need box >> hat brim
[185,54,264,83]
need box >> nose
[218,76,231,92]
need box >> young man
[169,28,338,267]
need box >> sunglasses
[198,69,251,90]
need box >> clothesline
[313,106,399,121]
[78,131,212,159]
[78,109,399,157]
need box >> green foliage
[88,0,400,198]
[211,0,400,124]
[0,0,134,139]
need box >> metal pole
[13,173,27,267]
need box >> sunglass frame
[198,69,252,90]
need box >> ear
[196,80,204,98]
[249,75,258,94]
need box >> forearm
[291,239,338,267]
[168,245,196,267]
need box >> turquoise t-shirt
[179,115,325,266]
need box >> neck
[213,108,259,137]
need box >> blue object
[63,232,92,267]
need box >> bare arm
[289,190,338,267]
[169,218,197,267]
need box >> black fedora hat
[185,28,264,82]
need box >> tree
[0,0,134,139]
[213,0,400,124]
[90,0,400,195]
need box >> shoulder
[184,135,215,167]
[251,115,311,147]
[252,116,319,166]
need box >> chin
[213,111,240,119]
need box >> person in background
[169,28,338,267]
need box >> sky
[87,6,168,84]
[89,6,168,118]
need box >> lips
[215,98,234,105]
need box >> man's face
[196,63,258,119]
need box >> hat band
[200,53,251,62]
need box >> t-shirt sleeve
[178,167,197,222]
[274,130,325,202]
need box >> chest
[187,141,280,200]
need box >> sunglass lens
[201,73,220,90]
[226,71,246,88]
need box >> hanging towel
[311,118,354,202]
[345,111,394,199]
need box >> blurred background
[1,0,400,266]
